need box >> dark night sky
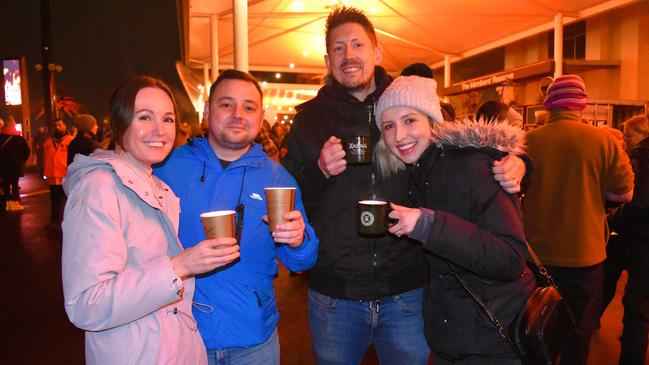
[0,0,195,130]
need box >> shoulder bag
[449,241,575,365]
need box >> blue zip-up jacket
[154,138,318,350]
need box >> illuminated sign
[3,59,22,105]
[460,72,514,91]
[442,60,554,96]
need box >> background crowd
[0,5,647,365]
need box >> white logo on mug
[360,211,375,227]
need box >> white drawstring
[192,300,214,314]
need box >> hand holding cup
[342,135,372,164]
[387,203,421,238]
[317,136,347,178]
[171,238,240,279]
[263,210,305,248]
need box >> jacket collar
[547,110,582,124]
[414,144,442,171]
[195,136,267,169]
[67,150,176,211]
[634,136,649,153]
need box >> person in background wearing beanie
[282,6,529,364]
[67,114,100,166]
[0,116,31,211]
[374,75,534,364]
[43,118,73,225]
[523,74,634,365]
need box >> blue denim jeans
[308,287,430,365]
[206,327,279,365]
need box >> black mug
[357,200,389,236]
[343,136,372,164]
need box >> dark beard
[343,79,373,94]
[329,73,374,93]
[53,131,65,139]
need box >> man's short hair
[325,6,377,52]
[209,69,263,105]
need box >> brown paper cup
[200,210,235,239]
[265,187,296,232]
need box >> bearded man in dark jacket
[282,6,529,364]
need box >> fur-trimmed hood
[432,118,526,155]
[374,118,525,177]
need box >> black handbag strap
[524,241,557,288]
[0,135,14,152]
[447,241,556,347]
[448,263,512,344]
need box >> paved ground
[1,169,643,364]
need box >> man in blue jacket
[155,69,318,364]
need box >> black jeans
[601,234,627,316]
[49,184,66,221]
[619,241,649,365]
[546,263,604,365]
[2,175,20,201]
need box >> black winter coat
[67,132,100,166]
[608,136,649,293]
[0,132,30,178]
[407,121,536,361]
[283,67,428,300]
[609,136,649,241]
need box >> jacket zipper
[368,100,379,300]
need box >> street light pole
[40,0,57,134]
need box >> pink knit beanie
[543,74,588,111]
[375,76,443,130]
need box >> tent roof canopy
[185,0,637,74]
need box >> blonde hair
[623,114,649,137]
[373,115,435,178]
[373,138,407,177]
